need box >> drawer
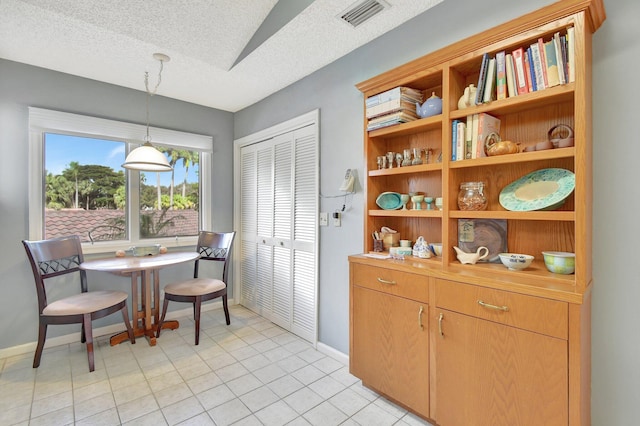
[351,263,428,303]
[435,279,567,339]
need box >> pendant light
[122,53,173,172]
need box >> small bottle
[457,182,487,211]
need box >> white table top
[80,251,199,273]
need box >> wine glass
[400,194,410,210]
[435,197,444,211]
[424,196,434,210]
[411,194,424,210]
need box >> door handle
[438,313,444,338]
[418,306,424,330]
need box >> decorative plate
[499,168,575,211]
[376,192,403,210]
[458,219,507,263]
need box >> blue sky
[45,133,197,187]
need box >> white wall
[234,0,640,423]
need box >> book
[366,110,418,130]
[525,48,536,92]
[366,86,422,108]
[529,42,546,91]
[553,31,566,84]
[366,98,418,119]
[495,51,507,100]
[544,40,560,87]
[456,121,466,161]
[475,53,490,105]
[476,113,501,158]
[482,58,496,103]
[512,47,528,95]
[451,120,459,161]
[470,114,479,159]
[567,26,575,82]
[559,34,568,83]
[537,38,549,88]
[505,53,517,97]
[465,114,473,159]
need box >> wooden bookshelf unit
[349,1,605,425]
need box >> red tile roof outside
[45,209,199,242]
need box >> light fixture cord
[143,59,165,143]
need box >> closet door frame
[233,109,320,344]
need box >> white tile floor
[0,305,434,426]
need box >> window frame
[29,107,213,254]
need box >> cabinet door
[352,285,429,417]
[435,309,567,426]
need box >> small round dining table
[80,251,199,346]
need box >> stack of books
[451,113,501,161]
[474,27,574,104]
[366,87,423,131]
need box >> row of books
[474,26,575,104]
[366,86,423,131]
[451,113,501,161]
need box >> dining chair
[156,231,235,345]
[22,235,135,372]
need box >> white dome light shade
[122,142,172,171]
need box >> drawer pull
[418,306,424,330]
[438,313,444,338]
[376,277,397,285]
[478,300,509,312]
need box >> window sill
[82,236,198,256]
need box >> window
[29,108,213,253]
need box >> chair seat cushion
[164,278,226,297]
[43,290,128,316]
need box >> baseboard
[316,342,349,366]
[0,299,235,360]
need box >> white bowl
[498,253,534,270]
[429,243,442,256]
[542,251,575,274]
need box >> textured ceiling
[0,0,442,112]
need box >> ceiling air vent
[339,0,389,28]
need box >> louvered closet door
[290,126,317,342]
[256,140,275,316]
[240,148,257,309]
[238,123,317,343]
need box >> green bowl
[542,251,575,274]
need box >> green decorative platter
[499,168,575,211]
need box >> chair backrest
[194,231,236,282]
[22,235,87,314]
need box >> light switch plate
[319,212,328,226]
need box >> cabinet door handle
[376,277,396,285]
[477,300,509,312]
[438,313,444,338]
[418,306,424,330]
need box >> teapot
[453,246,489,264]
[457,84,477,110]
[484,132,519,156]
[416,92,442,118]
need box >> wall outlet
[333,212,341,227]
[319,212,328,226]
